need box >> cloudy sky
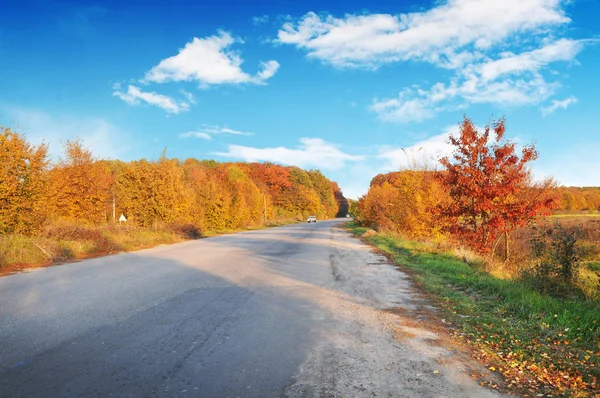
[1,0,599,198]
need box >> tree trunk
[504,230,510,262]
[263,195,267,224]
[472,198,477,232]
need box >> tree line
[0,127,345,235]
[553,187,600,212]
[353,117,557,255]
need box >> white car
[307,216,317,223]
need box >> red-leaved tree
[437,116,554,256]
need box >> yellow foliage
[0,127,48,234]
[47,139,112,225]
[227,166,264,229]
[116,157,193,227]
[1,129,346,236]
[359,170,448,239]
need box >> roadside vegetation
[347,222,600,396]
[0,126,347,272]
[350,116,600,396]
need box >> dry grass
[0,219,300,273]
[0,235,51,267]
[0,223,194,272]
[107,225,182,251]
[482,216,600,300]
[549,212,600,218]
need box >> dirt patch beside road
[285,226,504,398]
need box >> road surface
[0,219,501,397]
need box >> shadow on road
[0,251,322,397]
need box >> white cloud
[1,107,129,160]
[331,128,459,199]
[377,127,457,170]
[253,15,269,26]
[277,2,570,69]
[180,90,196,104]
[541,96,577,115]
[113,85,190,114]
[477,39,582,81]
[143,31,279,86]
[180,131,212,140]
[371,88,438,123]
[215,137,364,170]
[256,60,280,81]
[216,127,252,136]
[371,40,578,121]
[179,124,253,141]
[280,1,588,122]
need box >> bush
[43,223,115,253]
[167,223,202,239]
[522,221,588,299]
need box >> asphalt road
[0,219,502,397]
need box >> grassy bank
[346,222,600,397]
[0,220,298,275]
[0,225,186,274]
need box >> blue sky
[1,0,599,198]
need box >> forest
[0,127,346,269]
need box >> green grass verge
[346,222,600,396]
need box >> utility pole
[112,193,116,224]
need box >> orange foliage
[115,156,192,227]
[358,170,448,239]
[437,117,554,253]
[553,187,600,212]
[245,162,292,195]
[0,127,48,234]
[47,139,112,225]
[0,129,345,233]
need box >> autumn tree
[437,117,554,255]
[243,163,288,218]
[307,170,338,218]
[195,167,233,230]
[359,170,448,239]
[277,183,322,219]
[98,159,126,223]
[276,167,323,218]
[0,127,346,235]
[331,181,349,217]
[246,163,292,197]
[182,158,210,228]
[47,139,112,225]
[0,127,48,234]
[359,182,399,232]
[116,156,192,227]
[552,187,600,212]
[225,165,264,228]
[347,199,359,218]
